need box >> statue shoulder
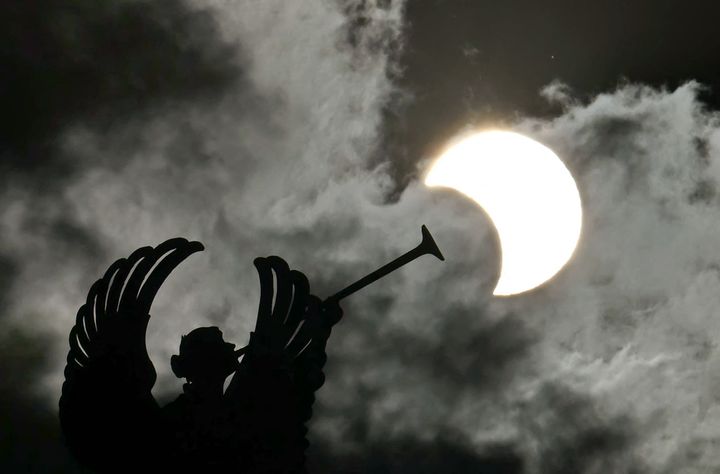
[162,393,191,419]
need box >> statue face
[174,327,238,383]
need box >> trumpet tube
[325,225,444,303]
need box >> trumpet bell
[420,225,445,261]
[325,224,445,303]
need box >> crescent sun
[425,130,582,296]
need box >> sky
[4,0,720,472]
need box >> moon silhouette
[425,130,582,296]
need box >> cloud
[308,82,720,472]
[5,1,720,473]
[502,82,720,472]
[0,0,241,471]
[0,327,77,472]
[0,0,239,165]
[517,382,647,474]
[308,434,523,474]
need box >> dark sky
[384,0,720,183]
[3,1,720,473]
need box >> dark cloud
[0,254,17,309]
[0,1,243,471]
[308,435,523,474]
[520,383,646,474]
[0,0,240,176]
[310,382,643,474]
[339,0,401,61]
[0,327,80,473]
[384,310,534,391]
[687,179,716,206]
[577,116,646,162]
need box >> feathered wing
[59,238,204,473]
[225,256,342,474]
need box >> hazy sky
[3,1,720,473]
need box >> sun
[425,130,582,296]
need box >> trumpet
[325,224,444,303]
[235,226,444,357]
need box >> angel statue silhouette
[60,228,443,473]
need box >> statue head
[171,327,238,385]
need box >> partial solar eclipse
[425,130,582,296]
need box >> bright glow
[425,130,582,296]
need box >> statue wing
[59,238,204,473]
[225,256,341,473]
